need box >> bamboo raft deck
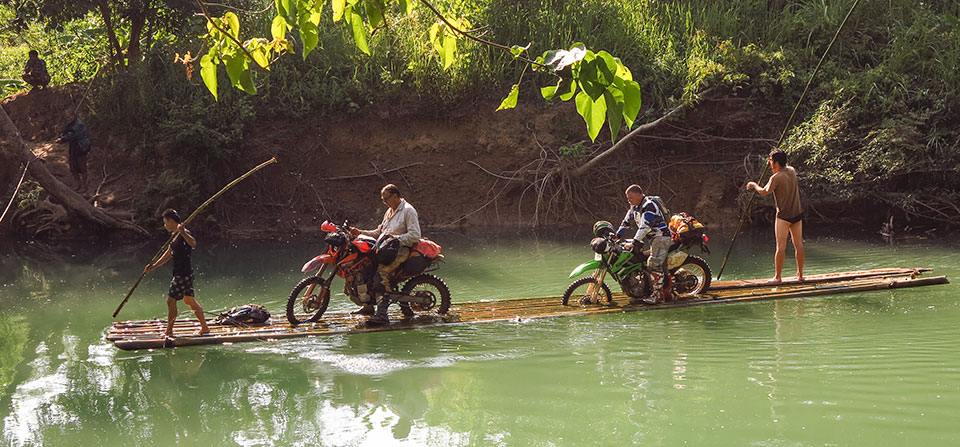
[107,267,949,350]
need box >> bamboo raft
[107,267,949,350]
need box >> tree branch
[570,101,688,178]
[196,0,259,65]
[418,0,545,68]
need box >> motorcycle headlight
[590,237,608,254]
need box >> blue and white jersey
[616,197,671,241]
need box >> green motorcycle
[562,220,712,305]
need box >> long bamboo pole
[112,157,277,318]
[715,0,862,280]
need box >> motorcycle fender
[667,251,688,270]
[301,254,334,273]
[569,260,601,278]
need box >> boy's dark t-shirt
[171,234,193,277]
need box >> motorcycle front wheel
[400,274,452,315]
[562,276,613,306]
[286,276,331,325]
[672,255,712,297]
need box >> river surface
[0,230,958,446]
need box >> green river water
[0,230,958,446]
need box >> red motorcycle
[286,220,450,325]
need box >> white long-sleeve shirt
[361,199,421,247]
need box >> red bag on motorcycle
[412,238,442,259]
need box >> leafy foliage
[195,0,644,142]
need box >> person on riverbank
[143,209,210,337]
[22,50,50,89]
[55,109,91,193]
[746,148,805,283]
[616,184,673,304]
[349,184,421,324]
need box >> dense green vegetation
[2,0,959,226]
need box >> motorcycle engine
[621,270,650,299]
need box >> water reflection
[0,233,959,445]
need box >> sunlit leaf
[199,54,218,100]
[576,90,607,142]
[299,11,321,58]
[545,43,586,72]
[398,0,413,15]
[497,84,519,111]
[332,0,346,21]
[277,0,297,25]
[558,77,576,101]
[510,44,530,59]
[251,46,270,68]
[620,80,641,128]
[596,51,618,84]
[578,59,606,101]
[224,52,256,94]
[223,12,240,39]
[347,5,370,55]
[603,90,624,141]
[442,30,456,69]
[429,23,443,53]
[271,15,288,41]
[541,85,557,100]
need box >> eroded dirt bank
[2,86,773,239]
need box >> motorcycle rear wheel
[672,255,712,297]
[400,274,451,315]
[286,276,331,325]
[562,276,613,306]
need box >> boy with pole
[143,209,210,337]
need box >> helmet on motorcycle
[324,231,347,248]
[593,220,615,238]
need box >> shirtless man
[746,149,805,283]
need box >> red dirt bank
[2,86,766,238]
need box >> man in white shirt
[350,184,421,324]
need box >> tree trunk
[126,1,149,66]
[97,0,126,66]
[0,104,148,236]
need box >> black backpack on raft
[213,304,271,326]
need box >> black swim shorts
[168,274,195,300]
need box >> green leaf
[365,0,384,29]
[429,23,441,51]
[510,44,530,58]
[277,0,297,24]
[541,85,557,100]
[497,84,519,111]
[332,0,346,21]
[557,77,576,101]
[603,90,624,141]
[442,31,456,69]
[299,11,321,58]
[575,90,607,142]
[199,54,218,101]
[595,51,618,84]
[251,46,270,68]
[614,57,633,82]
[224,52,256,95]
[223,12,240,39]
[621,80,642,128]
[398,0,413,15]
[347,5,370,55]
[578,59,606,101]
[271,15,288,41]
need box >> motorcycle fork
[590,268,609,302]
